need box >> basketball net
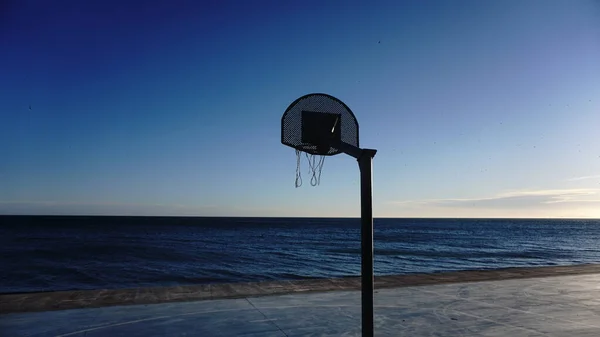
[295,149,325,187]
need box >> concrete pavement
[2,266,600,336]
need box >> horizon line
[1,214,599,220]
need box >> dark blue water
[1,216,600,294]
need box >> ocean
[1,216,599,294]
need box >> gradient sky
[1,0,599,217]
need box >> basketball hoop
[282,93,359,187]
[280,92,378,337]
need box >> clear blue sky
[1,0,599,217]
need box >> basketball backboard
[281,93,359,156]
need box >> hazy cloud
[0,201,219,216]
[566,174,600,182]
[390,188,600,209]
[0,201,347,217]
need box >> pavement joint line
[246,297,289,337]
[447,308,546,335]
[53,307,259,337]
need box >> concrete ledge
[2,264,600,314]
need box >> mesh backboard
[282,93,359,156]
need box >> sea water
[1,216,599,294]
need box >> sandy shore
[2,263,600,314]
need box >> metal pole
[358,149,377,337]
